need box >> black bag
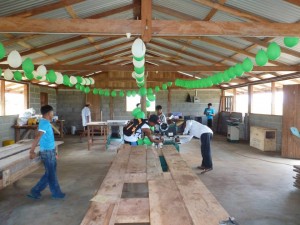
[123,119,148,136]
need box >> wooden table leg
[87,125,91,150]
[15,128,20,142]
[60,121,64,138]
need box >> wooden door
[86,93,101,121]
[282,85,300,158]
[40,92,48,106]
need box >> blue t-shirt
[204,108,215,120]
[38,118,55,151]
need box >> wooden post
[141,0,152,42]
[167,89,171,115]
[0,80,5,116]
[271,82,276,115]
[232,88,236,112]
[248,85,253,114]
[141,72,147,116]
[110,96,114,120]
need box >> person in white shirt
[124,115,163,146]
[80,103,91,139]
[183,120,213,172]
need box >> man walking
[204,103,215,129]
[183,120,213,173]
[28,105,65,199]
[81,103,91,139]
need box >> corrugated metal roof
[191,40,235,56]
[211,10,248,22]
[31,8,71,19]
[25,34,77,48]
[72,0,132,18]
[225,0,300,23]
[44,38,91,54]
[272,37,300,55]
[56,46,97,61]
[0,0,59,17]
[67,53,102,65]
[100,38,131,49]
[153,11,181,20]
[153,0,211,20]
[209,37,251,49]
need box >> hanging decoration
[7,50,22,68]
[284,37,299,48]
[267,42,281,61]
[255,49,268,66]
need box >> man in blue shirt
[28,105,65,199]
[204,103,215,129]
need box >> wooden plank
[141,0,152,42]
[162,145,230,225]
[81,145,131,225]
[146,148,163,180]
[148,179,193,225]
[126,146,147,174]
[115,198,150,224]
[124,173,147,183]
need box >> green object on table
[159,142,180,172]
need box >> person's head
[208,103,212,108]
[41,105,54,120]
[136,103,141,108]
[155,105,163,115]
[85,103,91,108]
[148,114,160,127]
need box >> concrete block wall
[56,90,85,130]
[249,114,282,151]
[0,115,18,145]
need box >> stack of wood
[0,139,63,190]
[294,165,300,189]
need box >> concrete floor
[0,135,300,225]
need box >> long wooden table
[0,139,64,190]
[13,120,65,142]
[87,122,108,150]
[80,145,229,225]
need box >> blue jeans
[30,150,64,197]
[200,133,213,169]
[124,140,138,146]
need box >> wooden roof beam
[141,0,152,42]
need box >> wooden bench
[80,145,229,225]
[0,139,64,190]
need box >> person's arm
[183,121,192,135]
[142,128,162,144]
[203,108,207,116]
[211,109,215,116]
[29,131,44,159]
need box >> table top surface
[87,122,108,126]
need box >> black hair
[155,105,162,110]
[208,103,212,106]
[136,103,141,107]
[85,104,90,107]
[41,105,53,115]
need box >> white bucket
[71,126,76,135]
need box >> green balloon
[147,88,153,94]
[93,88,98,95]
[134,66,145,75]
[126,90,132,97]
[143,137,152,145]
[155,86,160,92]
[133,55,145,61]
[98,89,104,95]
[80,85,85,91]
[284,37,299,48]
[146,100,151,108]
[136,76,144,82]
[135,111,145,119]
[162,84,167,90]
[76,76,83,84]
[223,71,231,82]
[242,58,253,72]
[167,81,173,87]
[255,49,268,66]
[84,86,90,94]
[104,90,110,97]
[234,64,244,77]
[228,67,236,79]
[137,82,144,88]
[150,126,154,131]
[46,70,57,83]
[147,94,156,102]
[119,90,125,97]
[68,83,73,88]
[132,90,137,97]
[139,87,147,96]
[75,83,81,90]
[63,75,70,86]
[111,90,117,97]
[137,139,144,145]
[22,58,34,73]
[0,43,6,60]
[24,72,34,80]
[267,42,281,61]
[132,107,141,117]
[13,71,22,81]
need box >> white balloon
[132,71,136,79]
[4,69,13,80]
[70,76,77,85]
[131,38,146,58]
[133,57,145,68]
[39,76,46,81]
[7,50,22,68]
[32,70,39,79]
[85,78,91,85]
[81,78,86,85]
[89,78,95,85]
[134,72,144,78]
[37,65,47,76]
[55,72,63,84]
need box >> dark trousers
[207,119,213,128]
[200,133,213,169]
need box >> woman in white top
[183,120,213,173]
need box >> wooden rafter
[141,0,152,42]
[203,0,227,21]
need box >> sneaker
[197,166,206,170]
[27,192,41,200]
[51,193,66,199]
